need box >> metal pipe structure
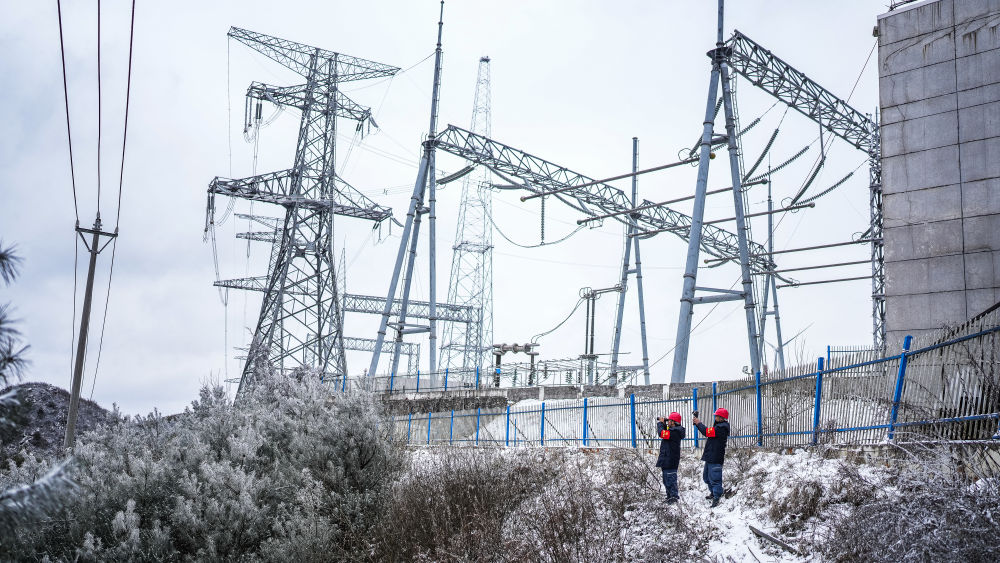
[631,202,814,237]
[777,276,871,289]
[704,238,880,264]
[670,25,723,384]
[720,53,762,379]
[755,259,871,276]
[671,0,763,383]
[610,137,651,385]
[756,180,786,372]
[369,1,445,379]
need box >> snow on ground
[403,443,888,561]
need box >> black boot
[704,493,714,500]
[710,496,721,508]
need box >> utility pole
[610,137,651,385]
[757,178,786,372]
[65,214,117,448]
[370,1,446,382]
[670,0,762,384]
[580,285,620,384]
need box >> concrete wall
[878,0,1000,348]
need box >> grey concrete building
[878,0,1000,349]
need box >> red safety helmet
[668,412,682,423]
[714,408,729,419]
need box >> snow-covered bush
[373,447,557,560]
[374,447,708,562]
[0,372,402,560]
[504,448,708,562]
[821,443,1000,562]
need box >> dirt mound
[1,382,112,463]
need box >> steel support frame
[610,137,651,385]
[433,126,773,271]
[671,0,761,384]
[369,1,446,381]
[725,29,884,350]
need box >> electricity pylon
[208,28,399,395]
[439,56,494,376]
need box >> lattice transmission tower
[439,56,494,374]
[207,28,399,395]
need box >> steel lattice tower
[439,57,494,375]
[208,28,399,395]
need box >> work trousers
[661,468,678,499]
[702,462,724,499]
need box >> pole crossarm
[434,125,773,270]
[726,30,876,151]
[234,213,281,228]
[209,170,393,222]
[344,293,475,324]
[214,276,476,324]
[236,231,280,243]
[228,27,400,82]
[247,82,375,125]
[343,336,418,356]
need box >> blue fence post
[449,409,455,445]
[712,382,717,416]
[407,412,413,444]
[341,373,346,392]
[416,370,421,393]
[389,372,395,394]
[475,407,481,446]
[812,357,824,446]
[505,405,511,446]
[540,403,546,446]
[475,366,480,389]
[888,335,913,442]
[444,368,449,391]
[630,393,637,449]
[755,371,764,447]
[692,388,700,450]
[427,412,432,445]
[582,397,589,446]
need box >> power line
[56,0,79,222]
[89,0,137,400]
[88,239,116,401]
[114,0,136,229]
[97,0,103,215]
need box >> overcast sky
[0,1,892,415]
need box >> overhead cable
[56,0,79,222]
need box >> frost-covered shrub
[0,372,402,561]
[822,477,1000,561]
[373,447,556,561]
[504,449,708,562]
[821,445,1000,562]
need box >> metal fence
[391,307,1000,449]
[330,358,643,395]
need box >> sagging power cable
[89,0,137,400]
[56,0,79,222]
